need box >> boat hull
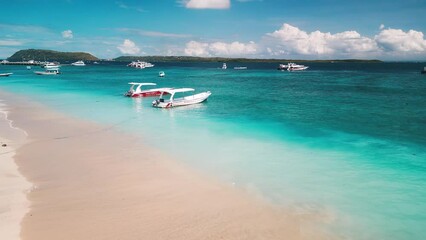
[0,73,13,77]
[152,91,211,108]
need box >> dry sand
[0,91,333,240]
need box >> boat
[158,71,165,77]
[277,63,308,71]
[234,66,247,70]
[124,82,172,97]
[0,73,13,77]
[42,62,61,69]
[26,66,31,70]
[71,60,86,66]
[127,60,154,69]
[222,63,227,69]
[152,88,211,108]
[34,68,60,75]
[93,61,100,64]
[421,67,426,74]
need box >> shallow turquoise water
[1,62,426,239]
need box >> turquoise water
[1,62,426,239]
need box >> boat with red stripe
[124,82,172,98]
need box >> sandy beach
[0,90,331,240]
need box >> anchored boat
[124,82,172,97]
[152,88,211,108]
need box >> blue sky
[1,0,426,60]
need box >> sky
[1,0,426,60]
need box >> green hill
[114,55,382,63]
[8,49,99,62]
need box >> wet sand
[1,91,332,240]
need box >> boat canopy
[128,82,156,86]
[160,88,195,95]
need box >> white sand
[0,102,32,240]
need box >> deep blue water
[1,61,426,239]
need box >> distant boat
[34,68,60,75]
[43,62,61,69]
[127,60,154,69]
[422,67,426,74]
[26,66,31,70]
[277,63,308,71]
[222,63,227,69]
[0,72,13,77]
[93,61,100,64]
[124,82,172,98]
[234,66,247,70]
[71,60,86,66]
[159,71,165,77]
[152,88,211,108]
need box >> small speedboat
[26,66,32,70]
[0,72,13,77]
[222,63,227,69]
[34,68,60,75]
[158,71,165,77]
[234,66,247,70]
[124,82,172,97]
[152,88,211,108]
[277,63,308,71]
[71,60,86,66]
[421,67,426,74]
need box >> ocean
[1,61,426,239]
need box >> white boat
[0,72,13,77]
[277,63,308,71]
[234,66,247,70]
[124,82,172,98]
[222,63,227,69]
[152,88,211,108]
[26,66,31,70]
[421,67,426,74]
[127,60,154,69]
[71,60,86,66]
[43,62,61,69]
[158,71,165,77]
[34,68,60,75]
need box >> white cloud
[184,40,257,56]
[0,40,23,46]
[62,30,73,39]
[265,24,378,57]
[117,39,140,55]
[183,0,230,9]
[375,28,426,52]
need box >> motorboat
[124,82,172,97]
[127,60,154,69]
[421,67,426,74]
[234,66,247,70]
[43,62,61,69]
[277,63,308,71]
[158,71,165,77]
[152,88,211,108]
[34,68,60,75]
[71,60,86,66]
[26,66,31,70]
[222,63,227,69]
[0,72,13,77]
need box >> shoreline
[0,90,332,240]
[0,100,32,240]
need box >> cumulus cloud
[184,40,257,56]
[62,30,73,39]
[183,0,230,9]
[375,28,426,52]
[265,24,377,57]
[0,39,23,46]
[117,39,140,55]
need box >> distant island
[114,55,382,63]
[4,49,382,63]
[7,49,99,62]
